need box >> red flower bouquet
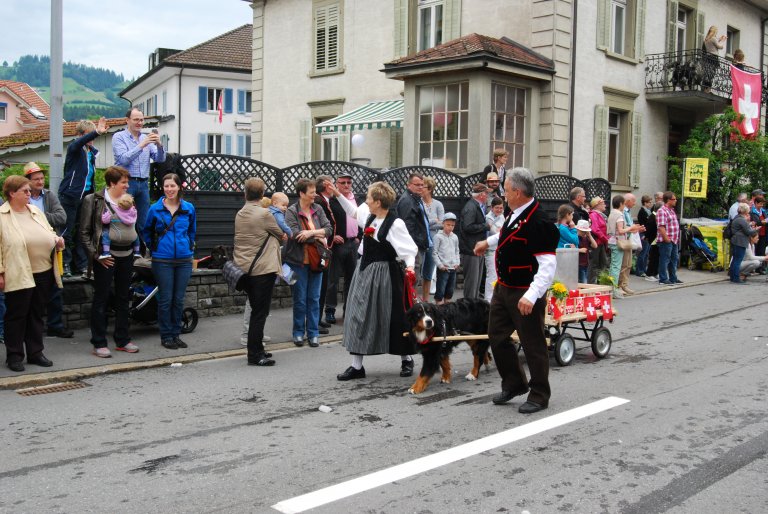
[364,226,375,237]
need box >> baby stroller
[684,225,722,272]
[130,263,199,333]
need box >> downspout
[761,17,767,135]
[567,0,578,176]
[178,64,185,153]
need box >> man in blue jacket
[59,117,107,276]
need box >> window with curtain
[489,83,527,168]
[418,82,468,170]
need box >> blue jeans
[729,244,747,282]
[290,263,323,338]
[635,238,650,275]
[60,192,90,272]
[434,269,457,301]
[578,266,588,284]
[657,241,679,283]
[152,260,193,341]
[0,291,5,339]
[128,179,150,235]
[421,247,436,281]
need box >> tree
[667,107,768,218]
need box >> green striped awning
[315,100,404,133]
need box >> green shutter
[299,119,312,162]
[338,133,350,161]
[393,0,409,58]
[630,111,643,188]
[444,0,461,42]
[695,10,706,50]
[596,0,610,50]
[634,0,646,60]
[666,0,678,54]
[593,105,609,179]
[390,127,403,168]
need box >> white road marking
[272,396,630,513]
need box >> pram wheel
[181,308,199,334]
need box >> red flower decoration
[364,226,375,237]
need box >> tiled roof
[0,118,127,151]
[385,33,555,72]
[163,24,252,70]
[0,80,51,127]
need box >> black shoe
[318,327,329,335]
[27,354,53,367]
[248,356,275,366]
[173,337,188,349]
[308,337,319,348]
[400,359,414,377]
[518,401,547,414]
[47,326,74,338]
[325,312,336,324]
[319,320,331,329]
[7,361,25,372]
[492,387,529,405]
[161,339,178,349]
[337,366,365,381]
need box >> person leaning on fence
[143,173,197,350]
[234,178,284,366]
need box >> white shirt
[485,197,556,304]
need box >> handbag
[629,231,642,251]
[222,236,272,292]
[300,216,331,272]
[617,237,634,251]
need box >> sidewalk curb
[631,275,728,295]
[0,335,343,391]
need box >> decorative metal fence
[173,155,611,257]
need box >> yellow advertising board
[683,158,709,198]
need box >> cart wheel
[181,308,199,334]
[554,334,575,366]
[591,327,612,358]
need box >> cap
[590,197,604,208]
[337,172,353,179]
[575,219,592,232]
[752,189,765,197]
[443,212,457,221]
[23,162,44,176]
[472,183,489,194]
[485,172,499,182]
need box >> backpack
[722,219,733,239]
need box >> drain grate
[16,381,89,396]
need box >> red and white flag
[217,93,224,124]
[730,65,762,139]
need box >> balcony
[644,50,766,109]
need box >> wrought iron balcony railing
[645,49,766,104]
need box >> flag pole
[680,158,686,221]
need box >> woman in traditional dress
[325,180,418,381]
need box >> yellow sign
[683,158,709,198]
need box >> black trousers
[326,239,357,315]
[5,270,54,364]
[488,285,550,406]
[245,273,276,360]
[90,255,133,347]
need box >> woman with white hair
[728,203,757,284]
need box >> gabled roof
[0,118,136,152]
[384,33,555,76]
[0,80,51,127]
[163,24,252,70]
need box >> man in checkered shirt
[655,191,682,285]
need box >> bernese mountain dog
[405,298,492,394]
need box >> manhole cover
[16,382,89,396]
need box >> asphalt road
[0,279,766,513]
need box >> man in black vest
[325,172,360,323]
[474,167,558,414]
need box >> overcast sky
[3,0,254,80]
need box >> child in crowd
[268,192,292,237]
[484,196,505,302]
[433,212,461,304]
[576,219,597,283]
[100,193,140,259]
[556,204,579,248]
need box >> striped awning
[315,100,404,133]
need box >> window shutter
[593,105,609,179]
[338,133,350,162]
[695,10,706,49]
[389,127,403,168]
[666,1,678,54]
[315,4,340,71]
[224,89,233,114]
[237,89,245,114]
[630,111,642,188]
[162,90,167,115]
[393,0,409,58]
[299,119,312,162]
[596,0,610,50]
[198,86,207,112]
[225,135,232,155]
[237,134,245,156]
[443,0,462,42]
[154,95,158,115]
[198,133,206,153]
[634,0,646,60]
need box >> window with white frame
[417,0,444,52]
[207,134,222,154]
[726,26,740,57]
[675,7,687,54]
[607,110,623,184]
[146,96,154,117]
[313,0,342,73]
[598,0,644,59]
[245,91,252,113]
[162,90,167,115]
[611,0,627,55]
[490,83,527,168]
[321,133,340,160]
[0,102,6,122]
[418,82,468,170]
[207,88,223,112]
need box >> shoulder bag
[300,216,331,272]
[222,235,273,292]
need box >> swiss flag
[217,93,224,124]
[731,65,762,139]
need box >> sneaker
[161,339,178,350]
[659,281,675,285]
[637,273,648,278]
[672,280,683,284]
[325,312,336,324]
[63,265,72,278]
[319,327,329,335]
[319,320,331,329]
[644,275,659,282]
[93,347,112,358]
[400,359,414,377]
[98,253,111,261]
[612,290,624,299]
[115,343,139,353]
[293,336,305,347]
[308,337,319,348]
[173,337,188,349]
